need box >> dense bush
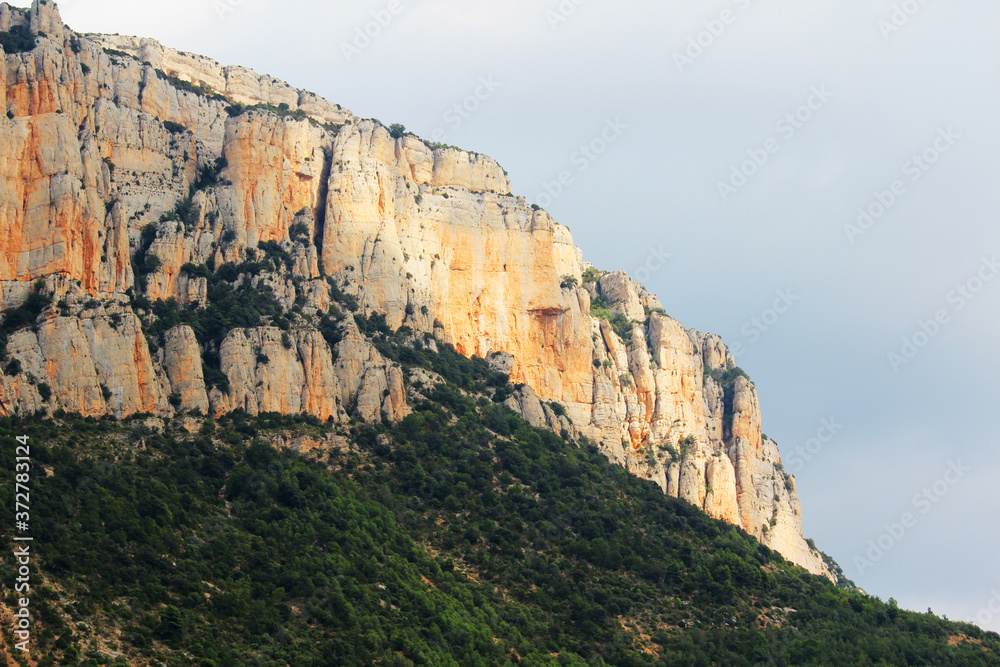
[154,68,227,102]
[162,120,187,134]
[358,320,509,394]
[589,287,635,341]
[0,25,36,53]
[194,156,228,190]
[0,281,52,362]
[590,302,634,341]
[706,365,751,425]
[131,223,162,290]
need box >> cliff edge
[0,0,835,579]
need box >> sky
[12,0,1000,630]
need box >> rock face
[162,325,210,413]
[0,1,833,580]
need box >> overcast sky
[15,0,1000,629]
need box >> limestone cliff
[0,1,834,579]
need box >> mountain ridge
[1,0,832,578]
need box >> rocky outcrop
[205,322,406,423]
[162,325,210,413]
[92,34,353,128]
[0,0,833,580]
[2,297,168,418]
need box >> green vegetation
[581,267,603,285]
[131,223,162,290]
[2,354,997,664]
[143,263,284,346]
[0,280,51,364]
[388,123,407,139]
[154,69,227,103]
[706,365,751,428]
[644,305,668,319]
[133,260,288,392]
[129,238,361,395]
[162,120,187,135]
[257,240,294,273]
[590,298,634,342]
[585,275,636,341]
[422,139,463,152]
[226,102,343,134]
[193,156,228,191]
[228,101,305,122]
[0,25,36,53]
[0,225,990,663]
[289,221,310,244]
[102,47,134,60]
[678,434,696,458]
[158,193,197,232]
[706,365,750,390]
[327,278,359,312]
[352,315,510,398]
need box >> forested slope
[1,338,997,666]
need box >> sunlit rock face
[0,0,832,579]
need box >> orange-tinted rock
[0,1,833,580]
[163,325,210,413]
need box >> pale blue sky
[13,0,1000,630]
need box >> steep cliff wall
[0,0,832,579]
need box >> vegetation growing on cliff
[583,272,636,342]
[1,343,997,665]
[0,280,51,367]
[706,365,752,429]
[590,296,634,341]
[0,25,36,53]
[154,68,228,103]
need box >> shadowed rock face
[0,0,833,579]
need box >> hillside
[1,341,998,665]
[0,0,843,576]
